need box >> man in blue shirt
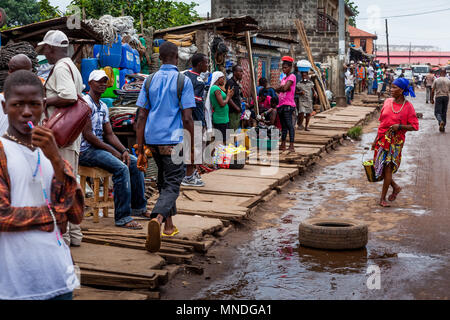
[136,41,195,253]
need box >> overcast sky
[50,0,450,50]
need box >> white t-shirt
[345,71,355,86]
[0,137,77,300]
[368,66,374,79]
[0,94,7,136]
[80,95,110,153]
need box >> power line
[358,7,450,20]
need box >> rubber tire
[298,218,368,250]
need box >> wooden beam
[72,44,84,62]
[245,31,259,115]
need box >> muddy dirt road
[162,90,450,300]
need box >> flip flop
[162,226,179,237]
[117,221,143,230]
[388,187,401,202]
[379,200,391,207]
[145,220,161,252]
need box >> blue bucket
[120,43,135,70]
[132,49,141,73]
[94,35,122,68]
[81,58,99,92]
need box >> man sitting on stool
[79,70,146,230]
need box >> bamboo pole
[294,19,331,110]
[245,31,259,115]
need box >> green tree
[39,0,62,20]
[0,0,41,27]
[69,0,199,30]
[345,0,359,27]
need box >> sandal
[145,219,161,252]
[162,226,179,237]
[117,220,143,230]
[388,187,401,202]
[379,200,391,207]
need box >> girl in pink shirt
[275,56,297,152]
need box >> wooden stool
[79,166,114,223]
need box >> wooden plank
[177,199,249,215]
[213,165,298,183]
[74,286,150,300]
[182,190,212,202]
[80,270,159,290]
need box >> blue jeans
[435,96,449,126]
[79,148,147,226]
[367,79,374,94]
[278,105,295,143]
[345,86,354,104]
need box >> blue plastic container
[81,58,99,92]
[153,39,165,47]
[100,98,115,108]
[119,68,134,89]
[119,43,135,70]
[94,35,122,68]
[132,49,141,73]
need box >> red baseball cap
[281,56,294,63]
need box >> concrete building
[211,0,355,95]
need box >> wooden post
[140,13,144,34]
[294,19,331,110]
[245,31,259,115]
[82,7,86,20]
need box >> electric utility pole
[385,19,390,66]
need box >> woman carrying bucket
[372,77,419,207]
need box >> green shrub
[347,126,363,140]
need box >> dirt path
[161,90,450,300]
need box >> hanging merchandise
[85,15,140,47]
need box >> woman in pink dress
[372,78,419,207]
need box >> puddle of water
[198,94,443,299]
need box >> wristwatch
[122,148,130,154]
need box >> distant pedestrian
[431,68,450,133]
[376,64,384,99]
[367,64,375,95]
[372,78,419,207]
[296,60,316,131]
[136,41,196,252]
[345,67,355,105]
[355,62,365,94]
[275,56,297,152]
[226,65,244,131]
[424,70,436,103]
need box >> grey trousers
[426,86,432,102]
[60,148,83,246]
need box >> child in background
[0,70,84,300]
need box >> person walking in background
[425,70,436,104]
[206,72,234,144]
[136,41,195,252]
[431,68,450,133]
[296,60,316,131]
[367,63,375,95]
[376,64,384,100]
[275,56,297,153]
[183,53,209,187]
[345,67,355,105]
[40,30,84,247]
[226,65,244,131]
[372,78,419,207]
[355,62,365,94]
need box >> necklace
[392,99,406,114]
[3,133,35,150]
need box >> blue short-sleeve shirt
[136,64,195,145]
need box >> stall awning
[1,17,104,45]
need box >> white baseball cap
[89,70,109,82]
[38,30,70,47]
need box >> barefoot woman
[372,78,419,207]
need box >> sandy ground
[160,89,450,300]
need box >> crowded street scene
[0,0,449,308]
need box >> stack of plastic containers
[81,58,99,92]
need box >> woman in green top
[206,71,234,144]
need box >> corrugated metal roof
[348,25,377,39]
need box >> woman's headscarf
[204,71,225,132]
[393,77,416,98]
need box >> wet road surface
[194,91,450,300]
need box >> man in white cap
[39,30,84,246]
[79,70,146,230]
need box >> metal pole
[409,42,411,65]
[385,19,390,66]
[336,0,346,107]
[245,31,259,115]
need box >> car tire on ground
[298,218,368,250]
